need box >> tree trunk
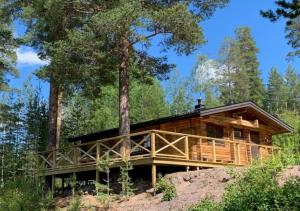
[119,37,130,136]
[47,80,63,150]
[119,36,130,157]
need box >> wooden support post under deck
[151,164,156,187]
[51,175,55,197]
[72,172,76,197]
[96,170,99,183]
[62,177,64,192]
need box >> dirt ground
[54,165,300,211]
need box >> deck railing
[37,130,280,172]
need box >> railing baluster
[233,143,236,164]
[258,146,262,164]
[53,151,56,170]
[249,145,252,164]
[236,143,240,165]
[96,143,100,162]
[199,138,202,161]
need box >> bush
[154,174,176,201]
[67,196,81,211]
[0,178,53,211]
[190,148,300,211]
[189,198,220,211]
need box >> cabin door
[250,131,259,159]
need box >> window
[234,128,244,140]
[206,124,224,146]
[207,124,223,138]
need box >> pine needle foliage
[118,160,135,199]
[96,154,114,209]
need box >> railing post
[233,143,236,164]
[151,132,156,158]
[212,139,216,163]
[258,146,262,164]
[121,137,126,161]
[53,150,56,170]
[199,138,202,161]
[95,142,100,183]
[96,143,100,161]
[236,143,240,165]
[249,145,253,164]
[185,136,189,160]
[73,147,78,167]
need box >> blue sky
[9,0,300,99]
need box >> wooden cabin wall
[131,114,274,164]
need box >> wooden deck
[37,130,279,182]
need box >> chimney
[194,98,205,111]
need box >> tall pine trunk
[119,36,130,157]
[47,80,63,150]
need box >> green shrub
[161,184,176,201]
[67,196,81,211]
[0,178,53,211]
[154,174,176,201]
[190,147,300,211]
[189,198,220,211]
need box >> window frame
[233,128,244,140]
[206,124,225,146]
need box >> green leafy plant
[154,174,176,201]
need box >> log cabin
[37,101,293,191]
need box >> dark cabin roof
[68,101,293,143]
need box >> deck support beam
[151,164,156,187]
[96,170,99,183]
[51,175,55,197]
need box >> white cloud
[17,48,49,66]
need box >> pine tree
[51,0,229,141]
[205,90,221,109]
[218,27,265,105]
[261,1,300,57]
[0,0,18,91]
[61,78,170,138]
[118,160,135,199]
[285,65,300,111]
[267,67,288,113]
[96,154,114,209]
[9,0,88,150]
